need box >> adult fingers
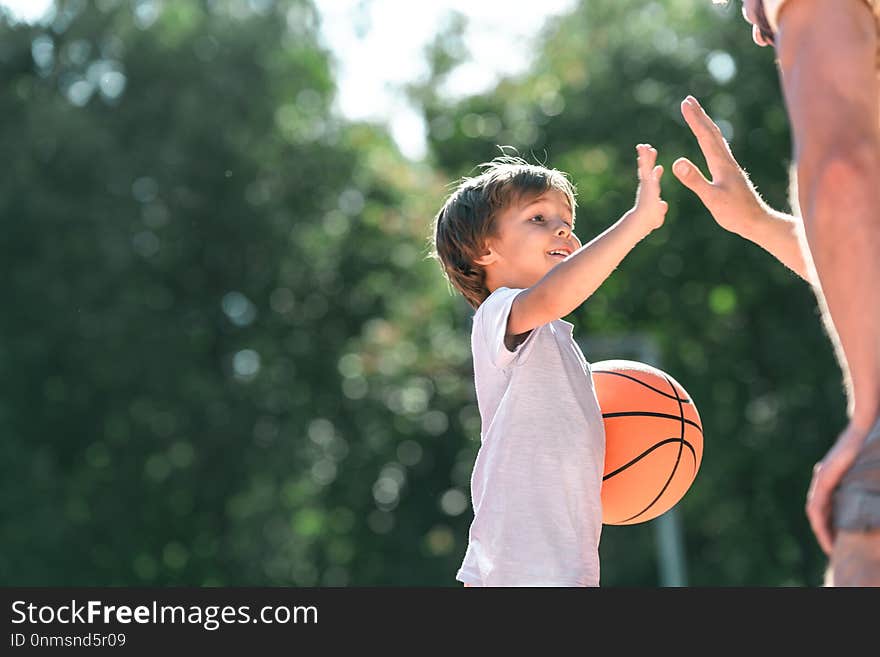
[806,463,834,555]
[672,157,714,203]
[680,97,735,177]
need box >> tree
[0,0,468,586]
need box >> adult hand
[672,96,767,238]
[806,421,869,555]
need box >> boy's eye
[530,215,544,222]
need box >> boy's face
[477,189,581,291]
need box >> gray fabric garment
[833,416,880,530]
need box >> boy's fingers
[653,164,664,181]
[673,157,713,201]
[636,144,657,180]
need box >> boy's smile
[477,189,581,292]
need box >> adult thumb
[672,157,712,201]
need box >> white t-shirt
[456,287,606,587]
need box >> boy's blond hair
[430,154,577,309]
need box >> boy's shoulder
[475,287,523,316]
[471,287,523,334]
[471,287,572,364]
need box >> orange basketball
[591,359,703,526]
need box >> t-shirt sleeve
[473,287,537,369]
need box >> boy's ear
[473,246,497,267]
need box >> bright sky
[2,0,578,160]
[313,0,578,159]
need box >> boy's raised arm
[506,145,668,337]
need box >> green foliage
[0,0,465,586]
[1,0,842,587]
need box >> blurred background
[1,0,845,586]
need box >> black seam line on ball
[592,370,692,403]
[602,411,702,434]
[602,438,697,481]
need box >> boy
[430,144,668,586]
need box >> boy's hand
[673,96,765,236]
[632,143,668,234]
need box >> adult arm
[774,0,880,554]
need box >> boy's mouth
[547,248,572,259]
